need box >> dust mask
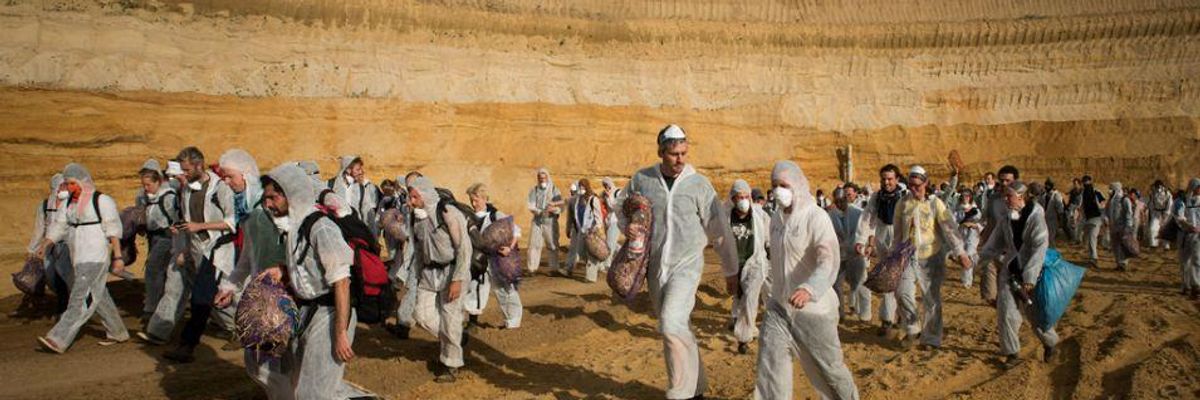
[188,181,203,191]
[56,191,70,200]
[773,187,793,209]
[539,182,548,189]
[272,215,290,231]
[413,208,429,220]
[736,199,751,213]
[1009,209,1021,221]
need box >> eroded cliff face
[0,0,1197,273]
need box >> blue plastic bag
[1033,249,1086,332]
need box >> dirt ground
[0,236,1197,400]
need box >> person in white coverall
[1175,178,1200,300]
[329,155,381,235]
[406,176,473,383]
[463,183,524,329]
[753,160,859,400]
[34,163,130,353]
[853,164,905,335]
[227,163,370,399]
[977,181,1059,368]
[892,165,971,350]
[24,173,72,317]
[828,185,869,321]
[526,168,563,273]
[719,179,771,355]
[622,124,738,400]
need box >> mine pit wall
[0,0,1197,287]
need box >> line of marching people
[14,126,1200,400]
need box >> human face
[1005,188,1026,211]
[65,179,83,201]
[347,161,365,181]
[658,142,689,178]
[998,173,1015,189]
[141,175,161,196]
[180,159,205,182]
[469,193,487,212]
[221,167,246,193]
[845,187,858,204]
[408,187,426,209]
[881,171,898,192]
[908,175,928,198]
[262,183,288,217]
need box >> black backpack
[298,190,392,324]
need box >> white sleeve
[702,186,739,278]
[798,210,840,300]
[46,204,68,243]
[99,195,123,240]
[313,221,353,285]
[28,204,47,254]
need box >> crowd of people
[14,124,1200,399]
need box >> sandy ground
[0,236,1197,399]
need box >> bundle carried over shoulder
[607,193,653,304]
[864,240,915,294]
[585,225,611,260]
[236,273,302,359]
[480,216,522,285]
[380,208,407,244]
[1033,248,1086,332]
[119,205,146,265]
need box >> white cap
[166,161,184,177]
[909,165,928,180]
[657,124,687,144]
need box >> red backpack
[297,191,392,324]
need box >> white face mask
[413,208,429,220]
[345,174,355,184]
[1009,209,1021,221]
[774,187,794,209]
[736,199,751,213]
[56,191,70,200]
[272,215,290,231]
[187,181,203,191]
[539,182,548,189]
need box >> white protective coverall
[623,163,738,399]
[463,207,524,328]
[406,177,473,369]
[978,200,1059,357]
[721,179,771,344]
[754,161,859,400]
[266,163,370,399]
[43,164,130,349]
[526,168,563,273]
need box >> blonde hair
[466,183,488,200]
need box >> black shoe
[435,367,458,383]
[163,345,195,364]
[1043,345,1056,363]
[386,324,410,340]
[1002,354,1021,369]
[467,315,480,330]
[877,322,892,337]
[737,342,749,355]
